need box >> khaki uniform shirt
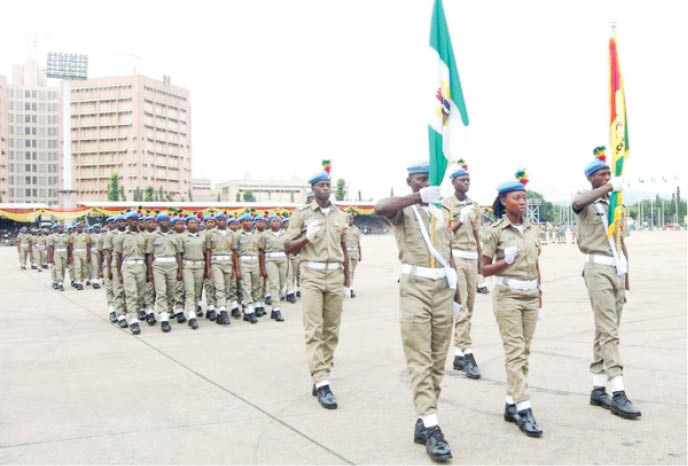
[114,229,147,260]
[34,235,47,250]
[441,195,480,251]
[262,229,287,253]
[90,233,104,251]
[48,233,70,252]
[146,230,179,258]
[180,232,205,261]
[236,230,262,257]
[205,228,235,255]
[70,233,90,252]
[575,192,616,257]
[344,225,361,256]
[389,205,452,268]
[287,202,349,263]
[482,217,540,281]
[17,233,30,247]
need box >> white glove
[305,222,321,241]
[609,176,626,191]
[624,290,630,303]
[343,287,351,299]
[504,246,518,264]
[452,301,461,316]
[459,205,474,223]
[537,308,544,321]
[419,186,442,204]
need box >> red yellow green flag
[608,32,629,239]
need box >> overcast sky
[2,0,686,205]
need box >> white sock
[516,400,531,411]
[230,301,239,309]
[421,413,438,428]
[273,307,280,312]
[454,348,464,357]
[592,373,608,387]
[506,395,515,405]
[315,380,330,389]
[160,312,169,322]
[245,305,254,315]
[610,375,624,392]
[463,348,473,355]
[129,318,139,325]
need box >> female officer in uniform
[481,172,543,438]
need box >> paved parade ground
[0,230,685,465]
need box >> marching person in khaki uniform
[69,223,89,290]
[16,227,30,269]
[374,161,455,462]
[47,224,69,291]
[571,149,640,419]
[205,212,239,326]
[253,216,269,316]
[104,215,128,326]
[47,226,59,284]
[285,171,350,411]
[440,162,482,379]
[235,214,264,323]
[88,224,103,288]
[227,217,242,317]
[180,216,206,329]
[171,217,188,316]
[141,216,158,320]
[32,229,48,272]
[66,226,77,287]
[97,222,115,320]
[282,217,298,303]
[262,215,288,321]
[115,211,149,335]
[200,215,217,321]
[481,175,543,438]
[343,214,362,298]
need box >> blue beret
[584,159,610,178]
[238,214,252,222]
[169,216,180,224]
[93,223,101,228]
[308,170,330,185]
[156,213,170,221]
[449,168,469,180]
[202,214,212,222]
[253,216,266,223]
[142,216,154,222]
[125,211,139,220]
[227,217,238,224]
[105,217,114,223]
[215,212,227,220]
[185,215,198,224]
[281,218,289,223]
[407,161,429,175]
[267,215,280,222]
[497,180,526,196]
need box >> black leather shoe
[206,310,217,321]
[161,321,171,333]
[265,296,273,306]
[217,311,230,325]
[247,313,258,324]
[109,311,118,323]
[517,408,543,437]
[452,355,465,371]
[231,308,241,318]
[93,283,100,289]
[314,385,338,409]
[350,289,356,298]
[414,418,428,445]
[31,265,37,270]
[504,403,519,423]
[255,306,266,317]
[176,312,187,324]
[196,304,203,315]
[590,387,612,409]
[463,353,481,379]
[271,310,284,322]
[37,268,43,273]
[75,284,84,290]
[296,290,301,298]
[118,319,128,328]
[85,280,91,286]
[425,426,452,462]
[130,322,141,335]
[57,284,65,291]
[286,293,296,303]
[188,318,199,330]
[146,313,157,326]
[611,391,641,419]
[52,282,57,289]
[137,310,147,321]
[71,280,76,287]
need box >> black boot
[137,310,147,321]
[130,322,141,335]
[188,318,199,330]
[452,355,465,371]
[350,289,356,298]
[86,280,91,286]
[93,283,100,289]
[118,318,128,328]
[590,387,612,409]
[271,309,285,322]
[231,308,241,318]
[265,296,273,306]
[52,282,58,289]
[195,307,204,318]
[176,312,186,324]
[57,283,64,291]
[255,306,265,317]
[206,309,217,321]
[243,313,257,324]
[425,426,452,462]
[611,391,641,419]
[286,293,296,303]
[216,310,230,325]
[161,321,171,333]
[109,311,118,323]
[463,353,481,379]
[146,313,157,326]
[504,403,519,423]
[517,408,543,437]
[313,384,337,409]
[296,290,301,298]
[414,418,428,445]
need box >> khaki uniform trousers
[493,286,539,404]
[348,257,359,286]
[53,252,68,283]
[18,246,29,267]
[239,258,261,306]
[266,258,287,302]
[32,246,46,267]
[102,262,114,306]
[183,264,204,315]
[89,250,100,282]
[204,278,216,308]
[122,262,146,322]
[287,256,298,293]
[153,262,178,316]
[50,254,58,282]
[301,266,344,384]
[111,266,127,317]
[73,252,89,283]
[399,272,453,416]
[67,255,75,282]
[583,262,625,378]
[211,260,235,310]
[144,280,156,311]
[453,258,478,350]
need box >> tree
[133,186,142,202]
[158,186,164,202]
[335,178,347,201]
[107,173,120,201]
[235,192,241,202]
[165,193,174,202]
[118,185,126,201]
[144,185,154,202]
[187,189,193,202]
[217,192,221,202]
[242,190,256,202]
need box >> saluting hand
[504,247,518,265]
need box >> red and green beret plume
[457,158,468,170]
[593,146,607,162]
[515,168,529,187]
[321,159,332,174]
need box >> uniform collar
[496,216,532,231]
[310,200,333,213]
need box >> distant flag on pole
[428,0,469,187]
[607,28,630,238]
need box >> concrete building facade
[215,179,309,203]
[0,59,63,205]
[70,75,192,201]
